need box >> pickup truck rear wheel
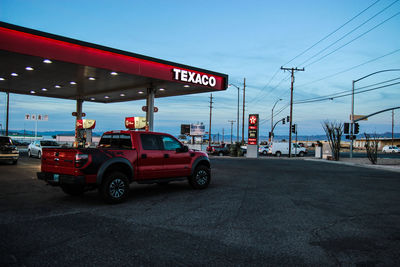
[61,184,85,196]
[100,171,129,204]
[189,165,211,190]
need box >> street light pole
[350,69,400,158]
[228,84,240,143]
[271,98,282,143]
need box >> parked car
[209,144,230,156]
[0,136,19,164]
[28,140,60,158]
[382,145,400,153]
[37,130,211,204]
[268,142,307,157]
[258,145,269,155]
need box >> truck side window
[140,134,162,150]
[161,136,182,151]
[119,134,132,149]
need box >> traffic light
[291,124,296,134]
[282,118,285,124]
[354,123,359,134]
[287,116,290,123]
[344,123,349,134]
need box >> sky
[1,0,400,138]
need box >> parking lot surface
[0,155,399,266]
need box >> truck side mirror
[176,145,189,153]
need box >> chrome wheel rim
[109,178,125,199]
[196,170,208,185]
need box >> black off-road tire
[61,184,85,196]
[188,165,211,190]
[100,171,129,204]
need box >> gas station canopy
[0,22,228,103]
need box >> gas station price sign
[248,114,259,145]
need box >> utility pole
[6,92,9,136]
[281,67,304,158]
[241,78,246,144]
[222,128,224,143]
[228,120,235,144]
[209,94,213,147]
[237,85,240,143]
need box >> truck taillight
[75,154,89,168]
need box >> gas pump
[125,117,147,130]
[76,119,96,148]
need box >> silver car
[28,140,60,158]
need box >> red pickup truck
[37,131,211,203]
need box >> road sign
[350,115,367,121]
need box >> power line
[295,81,400,104]
[296,48,400,88]
[304,10,400,68]
[297,0,399,67]
[283,0,382,66]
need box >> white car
[258,145,269,155]
[28,140,60,158]
[268,142,307,157]
[382,145,400,153]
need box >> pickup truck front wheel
[100,172,129,204]
[189,165,211,189]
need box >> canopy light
[110,72,118,76]
[88,77,96,81]
[54,85,61,88]
[159,88,165,91]
[70,81,77,85]
[104,96,109,99]
[90,97,95,101]
[11,72,18,76]
[120,93,125,96]
[43,59,52,64]
[138,91,144,94]
[0,77,5,81]
[30,90,35,94]
[184,85,190,88]
[41,88,47,91]
[25,66,34,71]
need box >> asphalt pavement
[0,155,399,266]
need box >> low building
[354,138,400,149]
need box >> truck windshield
[99,134,132,149]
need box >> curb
[304,158,400,173]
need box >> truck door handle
[164,154,169,158]
[141,154,147,159]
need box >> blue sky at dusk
[1,0,399,137]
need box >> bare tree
[364,133,378,164]
[322,121,343,161]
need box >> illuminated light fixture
[138,91,144,94]
[90,97,95,101]
[120,93,125,96]
[88,77,96,81]
[25,66,34,71]
[41,88,48,91]
[70,81,77,85]
[184,85,190,88]
[110,72,118,76]
[159,88,165,91]
[43,59,52,64]
[104,96,109,99]
[11,72,18,76]
[54,85,61,88]
[30,90,36,94]
[0,77,5,81]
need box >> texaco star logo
[249,116,257,124]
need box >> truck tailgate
[41,148,79,175]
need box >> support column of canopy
[146,87,155,131]
[74,99,83,144]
